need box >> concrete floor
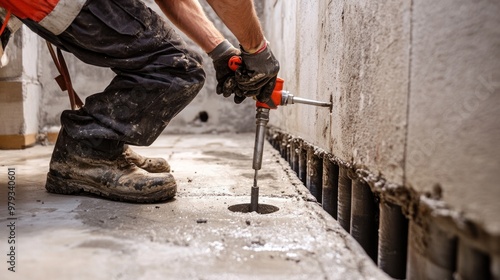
[0,134,389,280]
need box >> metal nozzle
[250,170,259,212]
[281,91,332,108]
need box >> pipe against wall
[406,220,457,280]
[278,134,286,159]
[322,157,338,219]
[291,138,299,174]
[269,133,278,150]
[456,238,491,280]
[283,136,289,161]
[337,166,352,232]
[275,133,282,151]
[306,146,323,202]
[378,202,408,279]
[285,136,292,165]
[350,179,378,262]
[298,140,307,184]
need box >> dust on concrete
[74,194,388,279]
[203,150,251,160]
[3,134,389,279]
[241,172,277,181]
[70,135,390,279]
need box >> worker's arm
[204,0,280,103]
[155,0,224,53]
[155,0,242,101]
[155,0,279,103]
[155,0,263,53]
[205,0,264,53]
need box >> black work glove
[209,40,241,102]
[235,41,280,103]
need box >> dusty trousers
[22,0,206,146]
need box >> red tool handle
[256,78,284,110]
[228,56,283,109]
[228,56,242,71]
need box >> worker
[0,0,279,203]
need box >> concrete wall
[261,0,499,254]
[407,0,500,236]
[263,0,410,186]
[36,0,254,135]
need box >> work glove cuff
[239,43,278,72]
[208,39,236,61]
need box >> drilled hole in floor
[228,203,279,214]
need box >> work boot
[123,145,171,173]
[45,129,176,203]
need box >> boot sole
[46,172,176,203]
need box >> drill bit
[250,170,259,212]
[280,92,332,108]
[253,170,258,188]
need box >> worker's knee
[185,51,206,84]
[183,52,206,94]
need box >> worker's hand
[209,40,241,101]
[235,41,280,103]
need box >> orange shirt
[0,0,59,21]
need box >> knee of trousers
[180,62,206,99]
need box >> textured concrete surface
[262,0,409,185]
[406,0,500,234]
[35,0,255,134]
[0,134,388,280]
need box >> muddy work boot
[45,130,176,203]
[123,145,171,173]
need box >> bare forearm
[155,0,224,52]
[206,0,265,53]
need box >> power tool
[229,56,331,212]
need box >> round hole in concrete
[199,111,209,122]
[228,203,279,214]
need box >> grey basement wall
[261,0,499,279]
[37,0,255,135]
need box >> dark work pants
[23,0,206,146]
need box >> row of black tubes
[268,129,497,280]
